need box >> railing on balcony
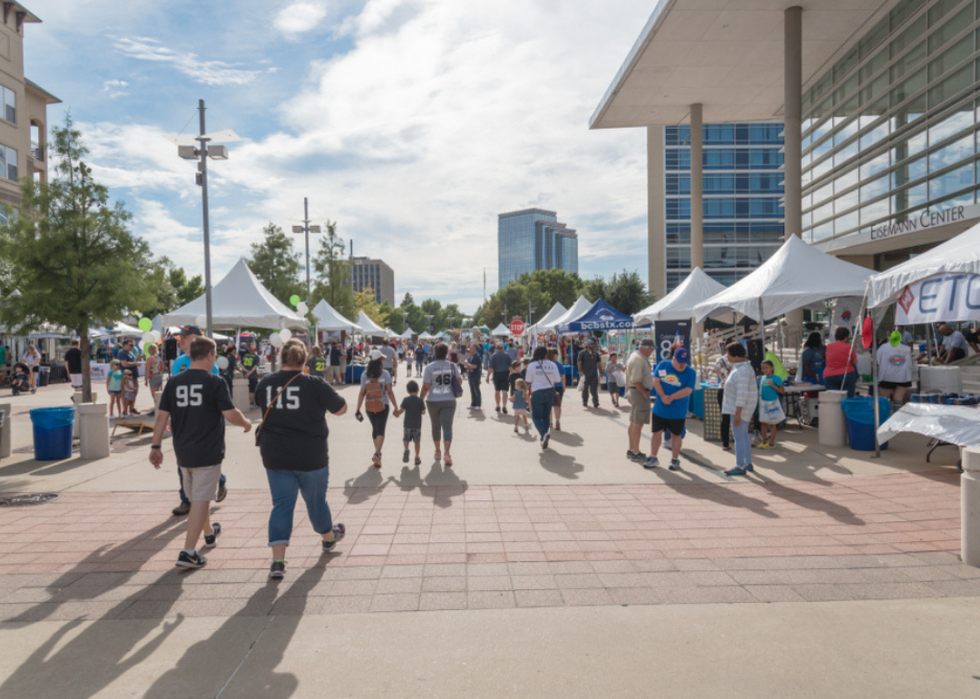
[30,142,43,160]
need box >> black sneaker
[403,448,410,463]
[176,550,207,568]
[495,406,501,413]
[202,522,221,549]
[216,482,228,503]
[669,458,681,471]
[626,450,648,462]
[270,561,286,579]
[322,523,346,552]
[502,407,508,415]
[172,502,190,517]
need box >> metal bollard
[963,448,980,567]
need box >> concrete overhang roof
[591,0,900,129]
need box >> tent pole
[926,322,934,366]
[872,330,881,458]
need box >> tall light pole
[175,99,233,338]
[291,197,321,306]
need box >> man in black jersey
[239,343,259,408]
[149,336,252,569]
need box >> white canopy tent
[111,321,142,336]
[525,301,567,336]
[539,295,593,334]
[418,331,434,340]
[490,323,511,336]
[311,299,361,332]
[635,267,727,324]
[694,236,875,322]
[163,258,308,330]
[401,326,415,339]
[355,311,385,336]
[866,222,980,309]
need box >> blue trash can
[841,397,891,451]
[30,407,75,460]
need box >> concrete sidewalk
[0,381,975,698]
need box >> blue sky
[26,0,652,315]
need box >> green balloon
[290,295,301,306]
[138,317,152,332]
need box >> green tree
[606,270,653,315]
[311,221,354,319]
[400,292,414,308]
[0,115,161,401]
[142,258,206,318]
[354,287,389,329]
[581,276,607,305]
[246,223,302,305]
[385,306,406,334]
[516,269,583,309]
[168,262,205,307]
[402,302,427,335]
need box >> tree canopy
[311,221,354,320]
[0,115,162,401]
[246,223,303,306]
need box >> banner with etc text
[653,320,690,363]
[895,273,980,324]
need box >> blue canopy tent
[557,299,634,333]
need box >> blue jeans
[824,370,858,399]
[530,388,556,438]
[732,418,752,469]
[469,374,482,408]
[179,469,226,506]
[266,466,333,546]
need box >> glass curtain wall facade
[664,123,785,292]
[498,209,579,287]
[801,0,980,252]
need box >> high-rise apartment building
[497,208,579,288]
[0,4,59,219]
[654,122,785,295]
[350,257,395,306]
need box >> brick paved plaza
[0,383,977,697]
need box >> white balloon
[279,328,292,341]
[296,302,308,315]
[217,356,229,370]
[270,334,284,348]
[150,330,161,342]
[142,332,155,344]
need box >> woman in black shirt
[255,338,348,579]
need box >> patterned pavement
[1,469,976,620]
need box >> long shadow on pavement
[663,465,780,519]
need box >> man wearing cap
[170,325,226,516]
[625,339,655,462]
[577,340,601,408]
[646,347,697,471]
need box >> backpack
[365,378,385,413]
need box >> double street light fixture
[174,99,239,338]
[291,197,321,306]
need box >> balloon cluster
[268,296,307,348]
[290,295,309,316]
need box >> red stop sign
[510,320,525,336]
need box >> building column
[784,7,802,239]
[647,126,666,299]
[690,103,704,272]
[784,6,804,346]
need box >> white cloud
[101,79,129,98]
[114,37,269,86]
[73,1,654,310]
[274,1,330,37]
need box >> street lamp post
[425,314,434,335]
[291,197,321,306]
[176,99,233,339]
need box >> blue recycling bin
[30,407,75,460]
[841,397,891,451]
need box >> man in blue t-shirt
[170,325,225,517]
[646,348,697,471]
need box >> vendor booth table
[878,403,979,471]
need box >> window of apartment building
[0,86,14,124]
[0,144,17,180]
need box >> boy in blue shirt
[646,348,697,471]
[758,360,785,448]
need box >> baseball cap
[177,325,203,337]
[673,348,690,363]
[369,349,385,361]
[640,338,654,347]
